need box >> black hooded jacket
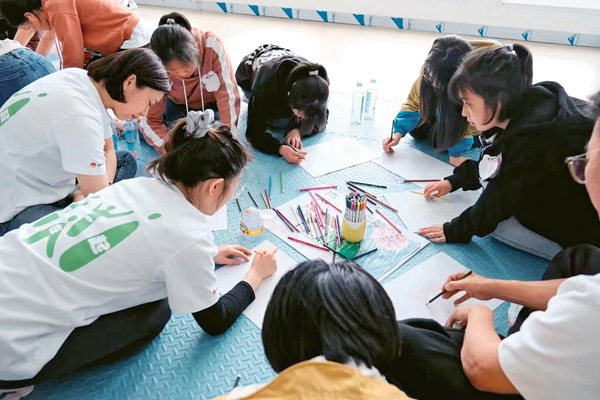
[443,81,600,248]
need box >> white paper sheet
[214,241,298,329]
[300,138,377,177]
[383,252,503,325]
[385,190,481,232]
[374,143,455,187]
[207,205,227,231]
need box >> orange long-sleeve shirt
[138,29,241,153]
[42,0,140,69]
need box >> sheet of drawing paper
[300,138,377,177]
[385,190,481,232]
[207,205,227,231]
[214,241,298,329]
[374,143,455,187]
[383,252,503,325]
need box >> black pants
[0,299,171,389]
[387,245,600,400]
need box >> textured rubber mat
[29,93,548,399]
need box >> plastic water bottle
[240,207,264,236]
[363,79,378,121]
[350,82,364,125]
[109,121,120,151]
[123,119,142,162]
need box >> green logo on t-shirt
[0,93,48,128]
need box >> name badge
[479,153,502,182]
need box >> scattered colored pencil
[324,208,329,239]
[235,198,241,212]
[323,244,361,268]
[268,176,272,198]
[347,182,378,198]
[366,206,373,214]
[410,190,452,202]
[275,209,300,233]
[348,187,377,206]
[308,191,325,218]
[315,192,342,213]
[335,215,342,246]
[233,374,241,389]
[288,236,329,252]
[264,189,274,208]
[376,209,403,235]
[347,181,387,189]
[260,191,269,209]
[404,179,440,183]
[352,248,378,261]
[314,208,326,243]
[280,171,284,193]
[248,191,259,208]
[291,205,303,228]
[299,186,337,192]
[348,183,397,212]
[297,205,310,234]
[426,271,474,305]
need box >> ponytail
[448,43,534,124]
[286,61,330,135]
[158,11,192,32]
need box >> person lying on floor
[235,44,329,164]
[217,260,412,400]
[388,93,600,400]
[0,110,278,398]
[418,43,600,259]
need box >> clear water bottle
[109,121,120,151]
[350,82,364,125]
[363,79,378,121]
[123,119,142,162]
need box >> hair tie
[309,70,319,76]
[506,44,517,55]
[185,109,214,138]
[166,18,175,24]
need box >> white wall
[223,0,600,35]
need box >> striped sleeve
[138,96,168,153]
[205,35,241,137]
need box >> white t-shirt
[0,177,220,380]
[0,39,22,56]
[0,68,111,223]
[498,273,600,399]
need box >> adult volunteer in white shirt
[387,92,600,400]
[0,48,170,237]
[0,111,278,398]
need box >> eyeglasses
[565,153,587,184]
[225,181,244,199]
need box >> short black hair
[0,0,42,27]
[0,15,18,39]
[417,35,473,151]
[286,61,329,134]
[151,13,198,66]
[87,48,171,102]
[262,260,401,374]
[590,91,600,122]
[449,43,533,124]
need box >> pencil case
[341,217,367,243]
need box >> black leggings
[386,245,600,400]
[0,299,171,389]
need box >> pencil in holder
[342,192,368,242]
[342,217,367,242]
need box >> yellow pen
[410,190,452,202]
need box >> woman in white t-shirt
[0,110,278,397]
[387,92,600,400]
[0,48,171,237]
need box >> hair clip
[506,44,517,55]
[185,109,215,138]
[309,70,319,76]
[166,18,175,24]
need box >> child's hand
[214,245,252,265]
[279,145,307,164]
[423,180,452,199]
[382,133,401,155]
[114,119,126,132]
[284,129,302,149]
[244,247,278,291]
[449,156,468,167]
[418,224,447,243]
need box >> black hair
[262,260,401,374]
[286,61,329,135]
[148,120,251,195]
[87,48,171,102]
[151,12,198,67]
[0,0,41,27]
[0,15,18,40]
[449,43,534,125]
[589,91,600,122]
[415,35,473,151]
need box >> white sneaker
[0,386,35,399]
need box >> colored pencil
[390,119,394,140]
[376,209,403,235]
[324,208,329,239]
[260,191,269,209]
[335,215,342,246]
[284,141,305,159]
[248,191,259,208]
[280,171,284,193]
[233,374,241,389]
[268,176,272,198]
[308,212,315,237]
[366,205,373,214]
[410,190,452,202]
[297,205,310,234]
[347,181,387,189]
[314,207,326,243]
[235,198,241,212]
[404,179,440,183]
[299,186,337,192]
[254,250,266,256]
[315,192,342,213]
[352,248,378,261]
[275,209,300,233]
[426,271,474,305]
[349,183,397,212]
[265,189,274,208]
[274,209,296,232]
[348,187,378,206]
[308,191,325,218]
[291,205,303,228]
[288,236,329,252]
[347,182,378,198]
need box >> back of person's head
[590,92,600,122]
[449,43,534,124]
[262,260,401,374]
[147,113,250,199]
[417,35,473,151]
[87,48,170,102]
[0,15,18,40]
[0,0,41,27]
[286,62,329,135]
[151,12,197,67]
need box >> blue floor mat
[29,93,549,399]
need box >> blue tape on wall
[478,25,487,37]
[522,29,532,41]
[249,4,260,16]
[317,10,328,22]
[282,7,293,19]
[353,14,365,26]
[568,34,579,46]
[435,22,445,33]
[391,17,403,29]
[217,2,228,13]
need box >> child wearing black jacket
[235,44,329,164]
[418,43,600,259]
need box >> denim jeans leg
[114,150,137,183]
[0,47,56,106]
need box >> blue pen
[297,205,310,234]
[268,176,272,198]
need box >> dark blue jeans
[0,151,136,237]
[163,98,220,131]
[0,47,55,106]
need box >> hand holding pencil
[440,271,495,305]
[244,247,278,292]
